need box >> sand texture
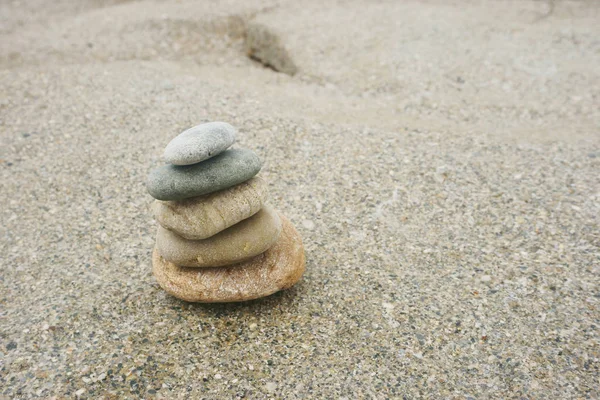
[1,0,599,398]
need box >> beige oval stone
[152,177,268,240]
[152,214,305,302]
[156,205,282,267]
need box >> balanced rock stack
[146,122,305,302]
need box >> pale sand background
[1,0,599,398]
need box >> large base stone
[152,214,305,302]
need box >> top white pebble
[163,122,237,165]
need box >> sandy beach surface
[1,0,599,398]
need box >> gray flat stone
[164,122,237,165]
[147,148,262,201]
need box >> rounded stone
[152,214,305,303]
[152,177,268,240]
[164,122,237,165]
[155,205,282,267]
[146,148,262,201]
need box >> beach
[1,0,599,398]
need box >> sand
[1,0,599,398]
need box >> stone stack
[147,122,305,302]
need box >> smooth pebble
[155,205,282,267]
[152,177,268,240]
[152,214,305,302]
[163,122,236,165]
[147,148,262,201]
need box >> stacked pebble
[147,122,305,302]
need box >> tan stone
[155,205,281,267]
[152,177,268,240]
[152,214,305,302]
